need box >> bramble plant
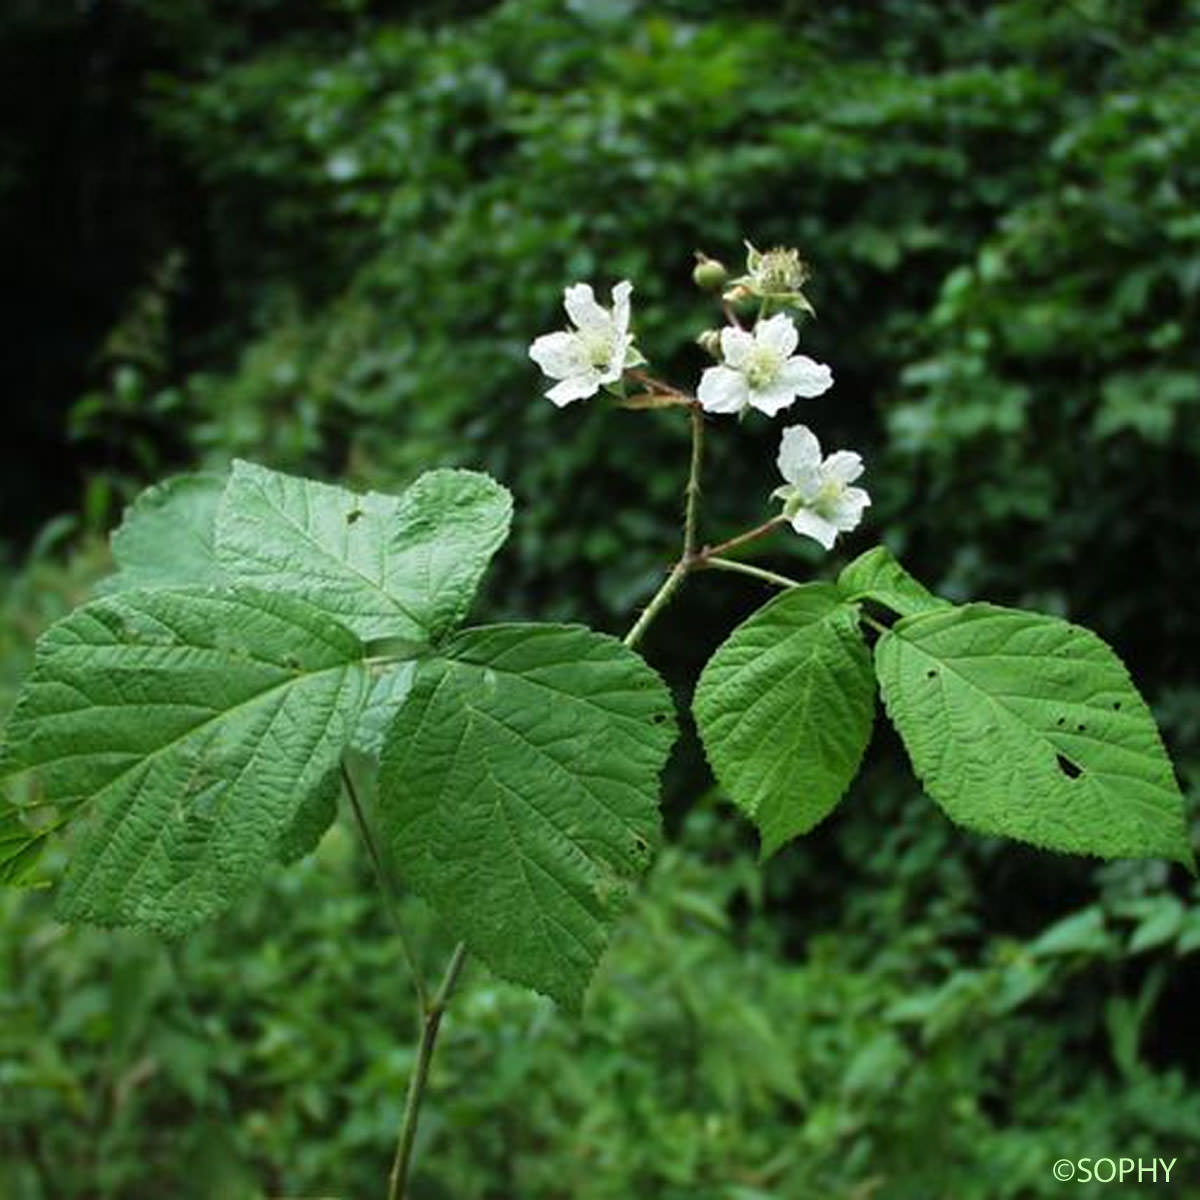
[2,241,1193,1198]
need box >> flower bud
[692,252,728,292]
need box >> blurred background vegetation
[3,0,1200,1196]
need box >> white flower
[528,280,641,407]
[696,314,832,417]
[771,424,870,550]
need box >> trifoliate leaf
[876,603,1194,868]
[215,461,512,642]
[693,584,875,856]
[837,545,948,618]
[1,588,368,932]
[102,473,230,592]
[378,624,676,1010]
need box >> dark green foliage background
[3,1,1200,1196]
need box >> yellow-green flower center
[744,346,782,390]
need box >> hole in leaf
[1056,753,1083,780]
[1056,716,1066,726]
[1112,701,1122,710]
[1077,723,1086,733]
[346,507,363,525]
[652,712,668,725]
[926,669,937,679]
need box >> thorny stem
[388,942,469,1200]
[341,762,429,1013]
[683,404,705,559]
[623,399,706,649]
[625,403,796,647]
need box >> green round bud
[692,253,728,292]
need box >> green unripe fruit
[692,253,728,292]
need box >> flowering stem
[624,401,705,649]
[623,564,688,650]
[699,515,786,562]
[683,405,704,559]
[388,942,469,1200]
[700,557,802,590]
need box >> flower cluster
[528,241,869,550]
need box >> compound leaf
[216,461,512,642]
[2,587,368,932]
[103,473,230,592]
[693,584,875,856]
[838,545,949,619]
[876,603,1193,868]
[378,624,675,1010]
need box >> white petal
[823,450,864,485]
[778,355,833,398]
[529,331,586,379]
[719,326,755,369]
[788,508,840,550]
[755,312,799,359]
[610,280,633,339]
[697,365,750,414]
[546,370,602,407]
[748,382,800,417]
[563,283,609,333]
[777,424,822,483]
[830,486,871,531]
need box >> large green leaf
[837,545,948,619]
[1,588,368,932]
[215,461,512,642]
[0,797,50,887]
[378,624,676,1010]
[693,584,875,856]
[876,603,1193,867]
[102,473,230,592]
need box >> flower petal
[698,365,749,414]
[529,331,586,379]
[610,280,634,339]
[830,486,871,531]
[777,424,822,483]
[748,382,800,417]
[718,326,755,369]
[788,508,840,550]
[546,370,602,407]
[778,355,833,398]
[823,450,864,485]
[755,312,799,359]
[563,283,609,333]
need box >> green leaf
[353,662,418,758]
[215,461,512,642]
[837,545,949,618]
[0,798,50,887]
[276,767,342,866]
[1127,896,1185,954]
[692,585,875,856]
[102,473,230,592]
[876,603,1194,868]
[1027,906,1112,958]
[378,624,676,1009]
[2,588,368,932]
